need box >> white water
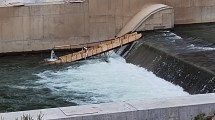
[187,44,215,51]
[36,53,188,105]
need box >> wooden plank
[48,32,142,64]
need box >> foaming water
[187,44,215,51]
[36,53,188,105]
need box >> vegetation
[1,112,43,120]
[193,113,215,120]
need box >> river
[0,52,188,112]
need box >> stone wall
[0,0,215,53]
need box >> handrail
[47,32,142,64]
[53,38,116,49]
[52,33,137,49]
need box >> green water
[174,23,215,43]
[0,54,76,112]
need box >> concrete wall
[117,4,174,37]
[0,93,215,120]
[0,0,215,53]
[0,3,90,53]
[136,8,174,31]
[165,0,215,24]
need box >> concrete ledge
[0,93,215,120]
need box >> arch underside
[117,4,174,37]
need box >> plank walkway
[48,32,142,64]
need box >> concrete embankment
[1,0,215,53]
[121,31,215,94]
[0,93,215,120]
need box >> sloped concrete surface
[117,4,174,37]
[0,93,215,120]
[60,102,136,116]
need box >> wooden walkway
[48,32,142,64]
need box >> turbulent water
[0,52,188,112]
[36,53,188,104]
[1,23,214,112]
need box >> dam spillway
[0,24,215,113]
[123,29,215,94]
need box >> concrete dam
[0,26,215,119]
[120,30,215,94]
[0,0,215,53]
[0,0,215,120]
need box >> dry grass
[1,112,43,120]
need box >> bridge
[47,32,142,64]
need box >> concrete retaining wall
[0,93,215,120]
[0,0,215,53]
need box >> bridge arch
[117,4,174,37]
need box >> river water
[1,23,215,112]
[0,52,188,112]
